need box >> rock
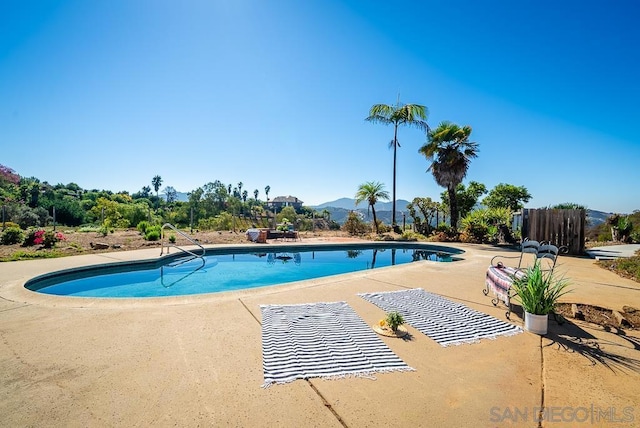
[90,242,109,250]
[571,303,584,320]
[623,306,638,314]
[612,310,631,328]
[112,244,121,249]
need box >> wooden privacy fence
[521,209,586,255]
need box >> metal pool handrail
[160,223,205,258]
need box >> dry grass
[0,228,362,261]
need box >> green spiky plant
[511,262,571,315]
[385,311,405,331]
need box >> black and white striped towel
[359,288,522,347]
[261,301,413,387]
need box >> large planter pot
[524,312,548,335]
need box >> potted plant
[383,311,405,332]
[511,261,571,335]
[375,311,407,337]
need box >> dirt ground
[556,303,640,330]
[0,228,362,260]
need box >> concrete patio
[1,243,639,427]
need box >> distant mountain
[312,198,412,211]
[161,191,189,202]
[313,198,357,210]
[313,200,615,227]
[586,209,613,227]
[310,198,414,225]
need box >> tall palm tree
[264,185,270,201]
[253,189,259,201]
[419,121,479,230]
[366,101,429,227]
[355,181,390,234]
[151,175,162,198]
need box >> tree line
[0,165,306,232]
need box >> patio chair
[483,240,561,319]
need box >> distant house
[268,195,304,211]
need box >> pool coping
[2,241,466,308]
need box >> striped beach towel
[359,288,522,347]
[261,301,413,387]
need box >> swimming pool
[25,243,463,298]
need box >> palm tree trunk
[448,186,458,230]
[371,205,379,234]
[392,124,398,226]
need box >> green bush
[376,221,392,234]
[342,212,370,235]
[1,221,21,230]
[459,208,513,244]
[430,223,458,242]
[168,234,176,243]
[460,222,489,243]
[78,225,101,233]
[42,230,66,248]
[198,212,233,231]
[385,311,405,331]
[98,225,111,237]
[137,220,151,234]
[399,230,425,241]
[144,225,161,241]
[1,226,24,245]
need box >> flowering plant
[23,229,66,248]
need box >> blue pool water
[26,243,462,298]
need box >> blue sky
[1,0,638,213]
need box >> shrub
[460,222,489,243]
[78,225,101,233]
[376,221,392,234]
[16,208,42,229]
[23,229,41,246]
[1,226,24,245]
[43,230,66,248]
[168,234,176,243]
[137,220,151,234]
[198,212,233,231]
[430,223,458,242]
[1,221,21,230]
[98,225,111,237]
[398,230,425,241]
[459,208,513,244]
[23,229,66,248]
[144,225,162,241]
[342,212,370,235]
